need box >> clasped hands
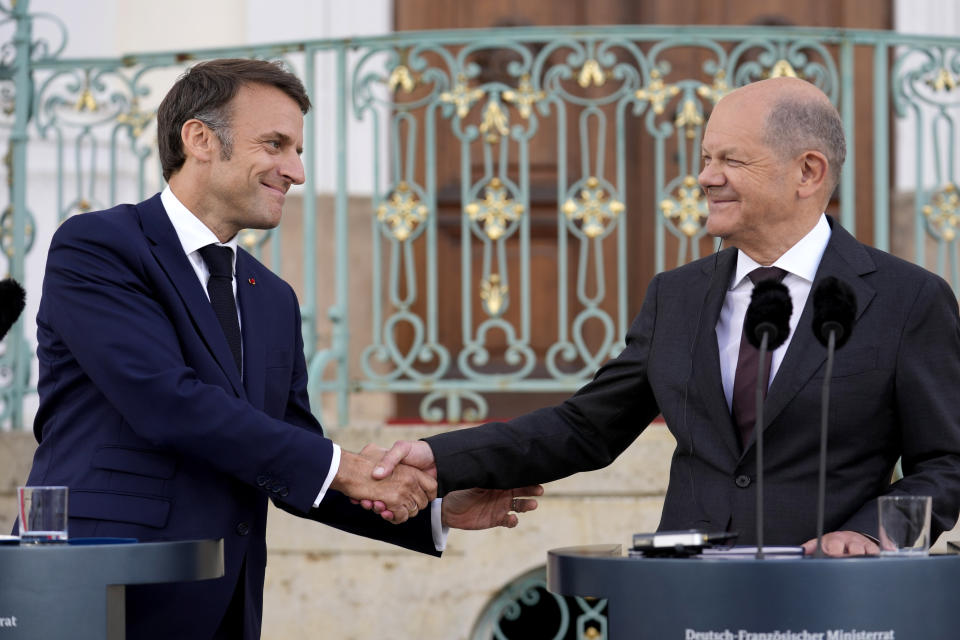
[334,440,542,530]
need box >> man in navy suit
[372,77,960,557]
[21,59,540,639]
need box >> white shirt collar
[160,185,239,270]
[730,214,831,289]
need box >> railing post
[333,42,350,426]
[6,0,34,430]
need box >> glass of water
[18,486,69,544]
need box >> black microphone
[811,277,857,558]
[744,279,792,559]
[0,279,25,340]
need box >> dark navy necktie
[731,267,787,448]
[198,244,242,374]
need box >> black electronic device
[630,529,739,557]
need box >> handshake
[331,440,543,530]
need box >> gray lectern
[0,539,223,639]
[548,544,960,639]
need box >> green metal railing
[1,1,960,433]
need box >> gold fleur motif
[675,99,704,139]
[660,175,707,238]
[696,70,730,104]
[377,182,429,242]
[562,176,624,239]
[926,68,958,92]
[479,100,509,143]
[503,74,545,119]
[387,65,417,93]
[578,59,607,88]
[116,99,155,138]
[770,59,798,79]
[239,230,266,250]
[635,70,680,115]
[440,75,485,118]
[922,183,960,242]
[74,87,99,113]
[480,273,508,317]
[465,177,524,241]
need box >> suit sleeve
[41,215,337,513]
[426,274,664,495]
[840,274,960,539]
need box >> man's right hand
[372,440,436,480]
[330,449,436,523]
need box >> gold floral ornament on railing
[386,48,418,94]
[578,59,607,88]
[922,183,960,241]
[440,74,485,118]
[661,175,707,238]
[116,99,155,139]
[562,177,624,239]
[635,69,680,115]
[238,229,268,251]
[770,59,799,78]
[503,74,545,119]
[377,181,429,242]
[480,273,508,317]
[74,86,99,112]
[479,100,509,143]
[675,99,704,139]
[926,68,958,92]
[465,178,524,241]
[697,69,730,104]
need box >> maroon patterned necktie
[731,267,787,448]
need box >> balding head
[723,78,846,195]
[699,78,844,263]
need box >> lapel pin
[248,277,256,286]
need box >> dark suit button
[236,522,250,536]
[735,475,752,488]
[271,485,282,494]
[278,488,289,497]
[256,476,268,487]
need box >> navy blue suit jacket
[23,193,438,639]
[427,218,960,545]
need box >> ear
[180,119,216,164]
[796,150,829,200]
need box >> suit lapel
[691,247,743,459]
[137,194,245,398]
[762,218,876,431]
[236,251,267,411]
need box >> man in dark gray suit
[370,77,960,557]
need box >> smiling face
[192,83,305,241]
[698,89,802,262]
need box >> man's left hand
[801,530,878,556]
[442,485,544,529]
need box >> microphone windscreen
[744,280,793,350]
[811,276,856,348]
[0,278,24,340]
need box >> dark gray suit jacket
[426,218,960,545]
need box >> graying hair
[762,96,846,192]
[193,106,234,160]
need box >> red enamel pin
[248,277,256,286]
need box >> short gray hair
[762,96,846,192]
[192,106,234,160]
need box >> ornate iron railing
[1,2,959,429]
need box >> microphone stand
[815,328,837,558]
[754,331,770,560]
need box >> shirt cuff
[313,442,341,508]
[431,498,449,552]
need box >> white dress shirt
[160,187,446,550]
[717,214,832,411]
